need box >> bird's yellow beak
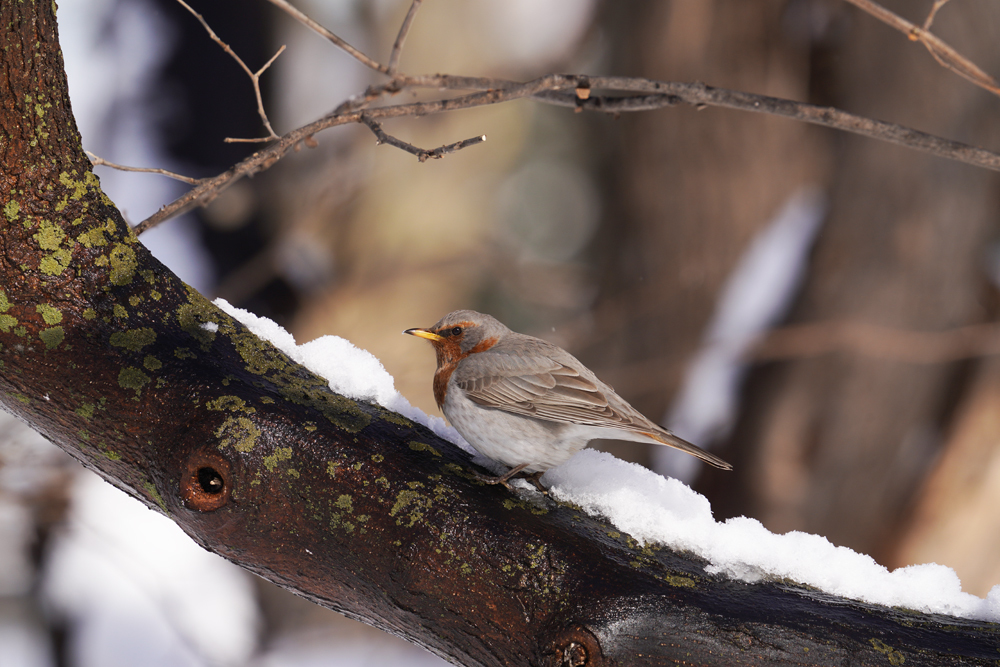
[404,328,445,342]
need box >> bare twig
[360,113,483,162]
[176,0,284,142]
[922,0,952,31]
[133,72,1000,235]
[265,0,389,74]
[387,0,423,75]
[843,0,1000,98]
[86,151,203,185]
[751,320,1000,364]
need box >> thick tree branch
[2,2,999,665]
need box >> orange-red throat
[404,325,497,408]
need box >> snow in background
[43,473,260,667]
[660,187,826,481]
[59,0,214,293]
[218,294,1000,623]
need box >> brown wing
[453,341,733,470]
[453,344,652,431]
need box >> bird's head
[404,309,507,365]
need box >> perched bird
[405,310,731,488]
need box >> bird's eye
[451,327,463,336]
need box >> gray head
[404,309,512,361]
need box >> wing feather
[453,345,653,433]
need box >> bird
[404,309,731,489]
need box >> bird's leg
[473,463,529,490]
[523,471,547,493]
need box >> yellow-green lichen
[326,461,340,476]
[104,450,122,461]
[113,304,127,319]
[390,489,433,527]
[175,292,222,349]
[33,218,65,250]
[0,291,10,312]
[143,355,162,371]
[39,249,73,276]
[501,498,549,515]
[0,314,17,333]
[36,304,63,325]
[143,480,167,513]
[263,446,293,472]
[216,416,261,453]
[39,327,64,349]
[82,308,96,320]
[409,441,441,457]
[660,574,695,588]
[869,639,904,665]
[206,395,254,413]
[174,347,196,360]
[151,290,162,301]
[129,296,142,307]
[3,200,20,221]
[335,495,353,512]
[304,422,317,432]
[118,366,150,397]
[379,408,413,427]
[229,330,288,375]
[109,243,137,285]
[76,221,113,248]
[76,402,95,419]
[58,170,95,201]
[109,327,156,352]
[371,454,384,463]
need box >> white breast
[442,383,594,472]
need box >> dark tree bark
[1,1,998,665]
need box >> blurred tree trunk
[724,0,1000,561]
[594,0,1000,562]
[594,0,1000,563]
[586,0,828,466]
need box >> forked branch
[843,0,1000,97]
[360,112,484,162]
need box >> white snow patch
[544,449,1000,622]
[213,299,471,453]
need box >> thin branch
[387,0,423,75]
[265,0,389,74]
[843,0,1000,98]
[359,112,484,162]
[176,0,284,141]
[133,72,1000,235]
[922,0,952,31]
[86,151,203,185]
[751,320,1000,364]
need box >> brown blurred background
[3,0,1000,665]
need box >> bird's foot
[473,464,548,494]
